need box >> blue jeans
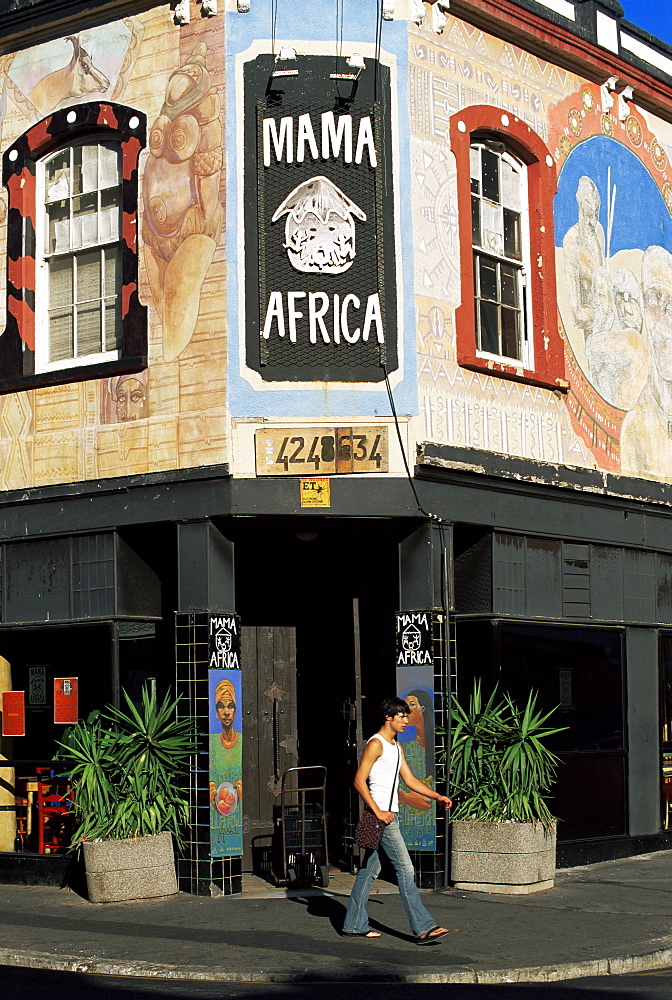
[343,817,435,937]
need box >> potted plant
[57,684,194,903]
[449,680,566,894]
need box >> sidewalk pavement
[2,851,672,984]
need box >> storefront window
[454,620,627,840]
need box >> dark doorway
[234,519,401,869]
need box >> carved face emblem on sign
[271,175,366,274]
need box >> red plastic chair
[36,768,73,854]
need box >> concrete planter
[83,831,178,903]
[451,820,556,894]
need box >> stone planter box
[83,831,178,903]
[451,820,556,894]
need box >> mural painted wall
[407,14,592,469]
[0,5,227,491]
[551,88,672,483]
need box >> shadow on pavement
[1,965,664,1000]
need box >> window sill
[0,355,147,395]
[458,350,569,393]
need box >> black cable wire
[381,363,443,523]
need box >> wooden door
[241,626,297,873]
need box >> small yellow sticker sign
[300,478,331,507]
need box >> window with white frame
[37,140,122,373]
[470,139,531,368]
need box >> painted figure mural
[101,372,149,424]
[142,42,223,363]
[554,93,672,482]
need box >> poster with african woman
[208,668,243,857]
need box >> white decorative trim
[596,10,619,54]
[431,1,450,34]
[237,0,250,11]
[529,0,574,20]
[622,32,672,78]
[174,0,190,23]
[618,85,634,121]
[411,0,425,25]
[600,77,616,113]
[202,0,217,14]
[382,1,396,20]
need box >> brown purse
[354,743,400,850]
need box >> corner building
[1,0,672,893]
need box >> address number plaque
[255,427,389,476]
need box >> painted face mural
[553,90,672,481]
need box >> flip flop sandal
[344,930,382,938]
[416,927,450,945]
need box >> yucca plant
[57,685,195,849]
[450,680,567,831]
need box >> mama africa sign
[243,54,398,383]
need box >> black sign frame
[243,53,398,383]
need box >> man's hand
[436,795,453,811]
[375,810,395,825]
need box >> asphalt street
[4,967,672,1000]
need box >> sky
[620,1,672,47]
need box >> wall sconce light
[272,47,299,78]
[330,52,365,81]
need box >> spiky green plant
[57,685,195,848]
[450,681,566,831]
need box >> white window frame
[470,139,533,371]
[35,139,123,375]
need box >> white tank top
[367,733,401,812]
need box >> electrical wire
[381,363,444,523]
[271,0,277,57]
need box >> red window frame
[450,105,566,391]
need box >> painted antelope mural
[29,35,110,117]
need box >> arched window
[451,107,566,391]
[38,139,122,373]
[471,137,531,367]
[2,102,146,392]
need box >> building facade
[1,0,672,892]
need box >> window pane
[47,201,70,254]
[503,209,521,260]
[501,306,521,360]
[49,309,73,362]
[481,148,500,203]
[501,264,519,307]
[501,159,521,211]
[46,151,70,203]
[77,302,102,356]
[104,298,122,352]
[479,257,498,301]
[100,145,121,189]
[470,145,480,183]
[481,200,502,255]
[471,195,481,246]
[479,300,499,354]
[49,257,73,309]
[74,145,99,196]
[103,245,121,296]
[73,193,98,248]
[76,250,101,303]
[100,189,121,242]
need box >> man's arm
[399,750,452,810]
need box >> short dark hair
[380,696,410,721]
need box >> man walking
[343,696,452,944]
